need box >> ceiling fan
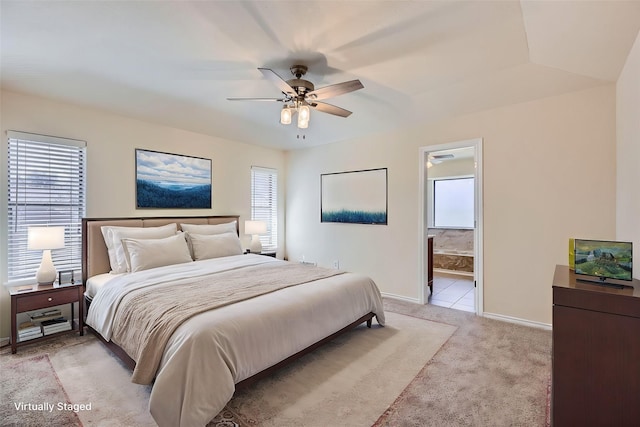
[227,65,364,129]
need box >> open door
[419,139,483,315]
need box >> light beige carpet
[1,312,455,426]
[378,299,552,427]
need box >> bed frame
[81,216,374,392]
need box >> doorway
[418,139,483,315]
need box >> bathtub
[432,249,474,273]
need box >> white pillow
[121,233,192,273]
[187,232,243,261]
[101,223,177,273]
[180,221,237,235]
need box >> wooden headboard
[82,215,240,282]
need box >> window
[432,177,474,228]
[6,131,86,284]
[251,166,278,251]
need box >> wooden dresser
[552,265,640,426]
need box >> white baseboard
[0,337,9,347]
[381,292,420,304]
[483,312,552,330]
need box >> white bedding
[86,254,385,427]
[85,272,123,299]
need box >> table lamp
[27,226,65,285]
[244,220,267,254]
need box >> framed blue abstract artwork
[321,168,387,224]
[135,149,212,209]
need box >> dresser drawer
[15,287,79,312]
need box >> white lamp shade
[298,104,310,121]
[28,226,65,250]
[244,220,267,235]
[245,220,267,254]
[280,106,292,124]
[297,105,310,129]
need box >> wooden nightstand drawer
[15,287,79,312]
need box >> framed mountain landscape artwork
[135,149,212,209]
[321,168,387,225]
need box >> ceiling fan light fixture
[297,104,310,128]
[297,117,309,129]
[280,105,292,125]
[298,104,310,122]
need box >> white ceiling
[2,1,639,151]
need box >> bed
[82,216,385,427]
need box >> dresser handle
[48,297,53,302]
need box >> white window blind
[251,166,278,252]
[6,131,87,284]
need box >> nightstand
[10,282,84,354]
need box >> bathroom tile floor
[428,271,475,313]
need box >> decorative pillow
[187,232,243,261]
[180,221,237,235]
[101,223,177,273]
[121,233,192,273]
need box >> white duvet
[86,254,385,427]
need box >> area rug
[0,354,81,427]
[1,312,455,426]
[222,312,456,426]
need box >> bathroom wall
[428,228,474,273]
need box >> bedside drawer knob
[48,297,53,302]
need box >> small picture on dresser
[135,149,212,209]
[57,269,75,285]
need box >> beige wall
[0,90,286,339]
[286,85,617,325]
[0,74,627,336]
[616,30,640,279]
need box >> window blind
[251,166,278,252]
[6,131,87,284]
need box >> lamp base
[36,249,57,285]
[250,235,263,254]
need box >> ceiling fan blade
[306,80,364,101]
[226,97,287,102]
[310,102,352,118]
[258,68,297,97]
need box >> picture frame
[58,269,75,285]
[135,149,212,209]
[321,168,388,225]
